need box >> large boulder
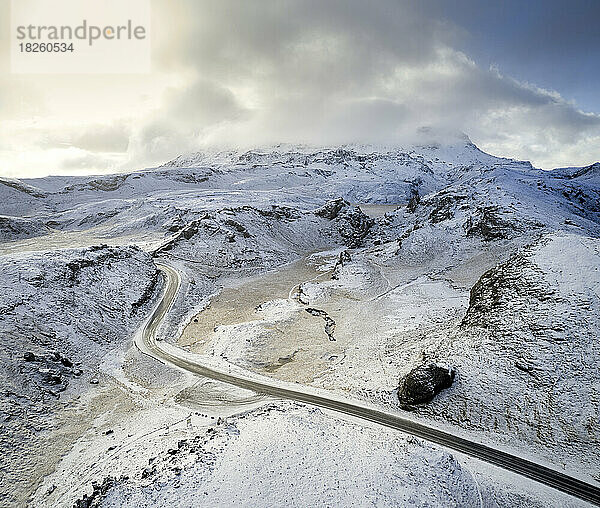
[398,363,455,408]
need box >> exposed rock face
[428,234,600,473]
[406,186,420,213]
[398,363,456,408]
[426,193,467,224]
[461,252,556,335]
[315,197,349,220]
[73,476,125,508]
[463,206,545,241]
[315,198,374,247]
[463,206,514,240]
[337,207,374,248]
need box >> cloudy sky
[1,0,599,178]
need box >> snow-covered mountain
[1,138,599,506]
[0,139,527,246]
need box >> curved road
[137,263,600,506]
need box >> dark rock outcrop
[336,207,374,248]
[461,253,554,327]
[305,308,336,341]
[315,198,374,247]
[460,248,567,342]
[425,192,467,224]
[331,250,351,280]
[464,206,513,240]
[464,206,545,241]
[19,349,78,394]
[398,363,455,408]
[407,186,420,213]
[73,476,127,508]
[224,219,251,238]
[315,198,349,220]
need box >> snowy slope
[0,139,510,247]
[0,245,159,507]
[1,137,599,506]
[97,403,584,508]
[425,233,600,475]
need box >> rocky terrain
[91,403,583,508]
[0,246,159,506]
[426,233,600,475]
[0,137,598,506]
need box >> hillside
[1,139,598,506]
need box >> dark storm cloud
[2,0,596,174]
[133,0,600,167]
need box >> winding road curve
[136,263,600,506]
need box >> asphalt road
[136,263,600,506]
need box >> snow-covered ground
[98,402,588,508]
[0,245,161,407]
[1,138,598,506]
[33,400,588,508]
[0,245,160,506]
[178,231,600,483]
[428,233,600,478]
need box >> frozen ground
[99,403,588,508]
[425,233,600,479]
[33,401,589,508]
[0,245,160,506]
[179,231,600,482]
[0,138,598,506]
